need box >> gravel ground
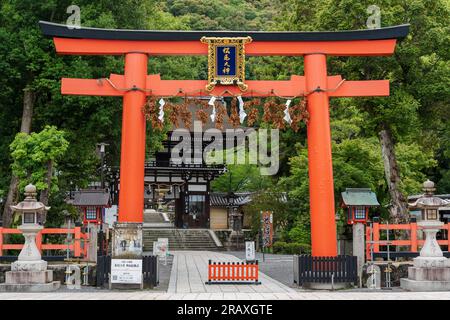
[227,251,296,288]
[227,251,409,292]
[153,254,173,292]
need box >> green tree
[10,125,69,206]
[283,0,449,222]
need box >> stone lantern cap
[10,184,50,213]
[408,180,450,209]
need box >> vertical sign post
[261,211,273,262]
[245,241,256,262]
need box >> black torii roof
[39,21,409,42]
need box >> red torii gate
[40,21,409,257]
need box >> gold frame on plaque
[200,36,252,92]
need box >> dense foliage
[0,1,448,247]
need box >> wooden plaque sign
[201,36,252,92]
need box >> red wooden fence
[0,227,89,259]
[206,260,260,284]
[366,222,450,260]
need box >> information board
[111,259,142,284]
[245,241,256,261]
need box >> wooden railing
[0,227,89,259]
[206,260,260,284]
[365,221,450,260]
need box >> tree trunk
[39,159,53,206]
[379,126,409,224]
[2,88,35,227]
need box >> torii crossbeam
[40,21,409,257]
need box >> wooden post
[446,223,450,252]
[411,221,418,252]
[74,227,82,257]
[36,230,43,253]
[0,227,3,256]
[373,222,380,253]
[366,226,371,261]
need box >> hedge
[272,241,311,254]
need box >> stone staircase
[143,209,173,228]
[143,228,222,252]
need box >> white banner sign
[245,241,256,261]
[111,259,142,284]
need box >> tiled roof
[341,188,379,206]
[72,190,110,207]
[210,192,252,207]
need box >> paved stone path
[168,251,295,294]
[1,291,450,300]
[227,251,294,287]
[2,250,450,299]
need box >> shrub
[272,241,311,254]
[273,241,287,254]
[286,242,311,254]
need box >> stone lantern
[0,184,60,292]
[408,180,449,265]
[401,179,450,291]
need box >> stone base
[11,260,47,272]
[408,267,450,281]
[302,282,352,290]
[112,222,143,259]
[110,283,143,290]
[413,256,448,268]
[0,281,60,292]
[227,232,245,250]
[400,278,450,291]
[5,270,53,284]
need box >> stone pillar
[87,224,98,263]
[352,223,365,279]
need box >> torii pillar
[119,53,148,223]
[39,21,409,258]
[304,54,336,256]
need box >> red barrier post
[373,222,380,253]
[447,223,450,251]
[35,231,42,253]
[411,221,418,252]
[366,226,371,261]
[208,260,212,281]
[74,227,81,257]
[0,228,3,256]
